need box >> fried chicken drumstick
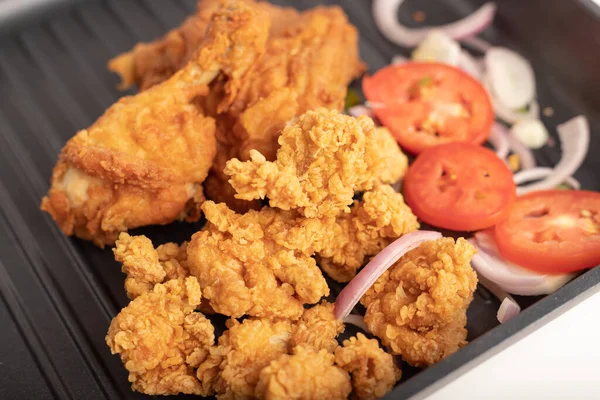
[109,0,300,91]
[109,0,365,213]
[41,1,269,246]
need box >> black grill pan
[0,0,598,399]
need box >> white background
[425,289,600,399]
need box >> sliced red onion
[497,297,521,323]
[492,122,536,169]
[483,74,540,124]
[461,36,492,53]
[510,119,549,149]
[458,50,484,80]
[469,237,542,288]
[489,122,510,160]
[506,128,536,170]
[469,232,575,295]
[475,273,521,323]
[347,105,375,119]
[513,167,581,190]
[334,231,442,320]
[515,116,589,194]
[372,0,497,47]
[495,99,540,124]
[412,30,461,66]
[485,47,536,109]
[476,273,517,303]
[391,54,408,64]
[343,314,371,334]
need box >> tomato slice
[495,190,600,274]
[403,142,516,231]
[363,62,494,154]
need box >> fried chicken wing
[255,345,352,400]
[318,185,419,282]
[225,109,403,218]
[186,200,329,319]
[197,317,294,399]
[335,333,401,400]
[41,1,270,246]
[361,238,478,367]
[290,301,344,353]
[106,277,214,395]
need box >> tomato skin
[404,143,516,231]
[495,190,600,274]
[363,62,494,154]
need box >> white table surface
[425,288,600,399]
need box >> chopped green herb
[555,183,572,190]
[419,76,433,87]
[344,88,361,110]
[516,104,529,113]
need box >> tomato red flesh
[404,143,516,231]
[495,190,600,274]
[363,62,493,154]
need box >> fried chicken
[41,1,270,246]
[186,200,330,319]
[255,345,352,400]
[109,0,300,91]
[113,232,190,299]
[290,301,344,353]
[361,238,478,367]
[363,127,409,189]
[197,317,294,399]
[318,185,419,282]
[109,2,364,212]
[335,333,401,400]
[106,277,214,395]
[186,110,412,319]
[225,109,405,218]
[225,6,364,159]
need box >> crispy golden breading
[109,2,364,213]
[42,2,270,246]
[361,127,408,189]
[335,333,401,400]
[109,0,300,91]
[361,238,478,367]
[255,345,352,400]
[225,109,401,218]
[106,277,214,395]
[318,185,420,282]
[197,317,294,399]
[375,312,469,369]
[108,0,220,91]
[156,241,191,281]
[290,301,344,353]
[113,232,190,299]
[186,201,330,319]
[113,233,165,299]
[227,6,364,158]
[205,3,365,211]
